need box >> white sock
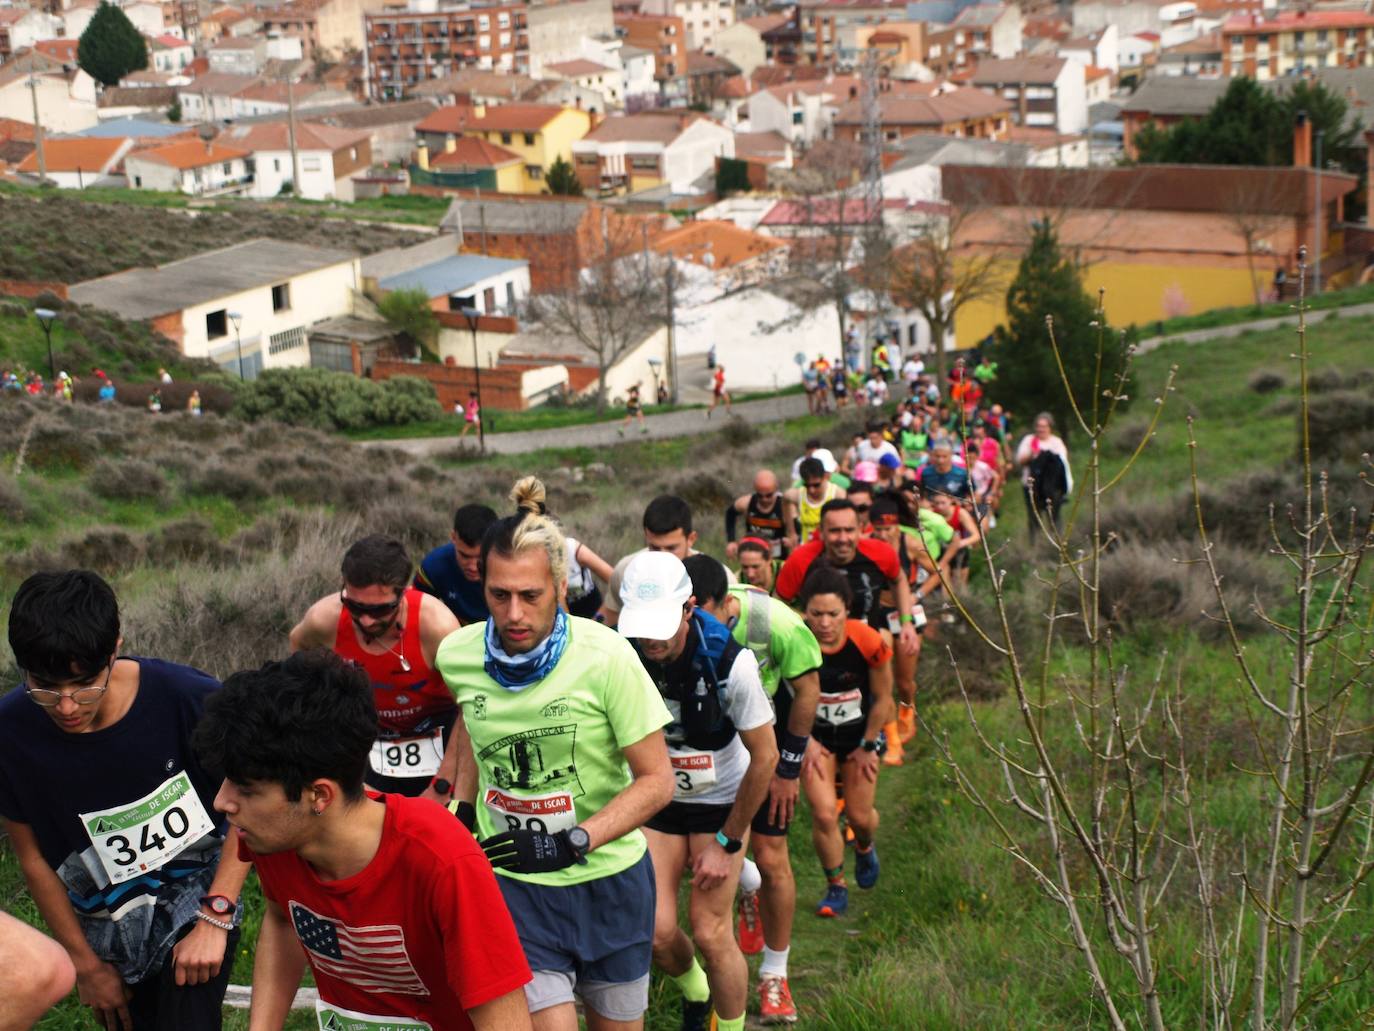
[739,857,762,894]
[760,945,790,979]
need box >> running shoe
[855,845,880,889]
[897,702,918,744]
[882,723,904,766]
[815,884,848,917]
[681,998,712,1031]
[737,890,765,955]
[758,975,799,1024]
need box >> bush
[150,518,227,565]
[23,416,103,471]
[189,459,270,502]
[718,417,760,447]
[88,457,166,501]
[1248,368,1286,393]
[0,474,27,520]
[232,369,442,431]
[18,526,146,576]
[1307,389,1374,463]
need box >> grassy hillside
[1,313,1372,1029]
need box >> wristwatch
[860,738,882,753]
[715,830,744,854]
[431,777,452,797]
[200,894,234,917]
[567,826,591,865]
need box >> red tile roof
[1225,9,1374,31]
[18,137,127,173]
[545,58,612,77]
[652,220,785,269]
[32,39,79,62]
[429,136,521,167]
[129,139,250,169]
[220,120,368,153]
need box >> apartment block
[366,2,529,100]
[1222,9,1374,79]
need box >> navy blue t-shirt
[0,657,228,981]
[415,541,488,624]
[918,463,971,500]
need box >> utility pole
[1313,129,1324,296]
[27,53,46,182]
[286,75,302,192]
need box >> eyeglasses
[853,504,872,513]
[26,661,113,708]
[340,591,402,620]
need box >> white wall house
[16,136,133,187]
[619,44,658,103]
[1,8,63,51]
[378,254,532,316]
[544,58,624,111]
[124,140,253,195]
[0,70,99,132]
[746,81,853,147]
[218,122,369,201]
[64,0,165,38]
[148,34,195,72]
[1060,24,1118,73]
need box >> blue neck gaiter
[484,609,570,691]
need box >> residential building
[969,56,1089,133]
[64,0,165,38]
[1118,74,1226,157]
[684,50,738,108]
[256,0,375,58]
[618,43,658,104]
[0,64,99,133]
[31,38,79,64]
[415,133,525,191]
[544,58,624,110]
[616,13,688,101]
[166,0,211,43]
[1060,25,1118,73]
[746,75,862,147]
[415,102,591,191]
[923,5,1021,76]
[208,36,267,75]
[795,0,908,65]
[0,8,62,62]
[832,86,1013,143]
[638,0,734,51]
[0,116,35,173]
[364,2,529,100]
[525,0,614,76]
[1156,29,1223,77]
[218,121,371,200]
[1083,65,1112,104]
[178,74,354,121]
[572,109,733,193]
[1118,31,1160,71]
[312,98,437,163]
[745,11,801,65]
[411,67,539,104]
[651,219,788,288]
[525,77,613,114]
[852,21,925,71]
[374,253,531,313]
[201,6,260,43]
[1222,10,1374,79]
[16,137,134,188]
[69,239,361,377]
[880,131,1034,201]
[124,139,253,195]
[712,20,766,77]
[148,33,197,73]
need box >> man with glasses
[291,534,461,802]
[781,458,845,549]
[0,570,250,1031]
[724,470,789,561]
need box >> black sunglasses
[340,591,402,620]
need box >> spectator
[1014,412,1072,540]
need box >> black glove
[446,800,476,832]
[481,829,582,873]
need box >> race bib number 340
[81,771,215,884]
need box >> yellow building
[942,163,1358,345]
[415,135,526,193]
[415,103,592,194]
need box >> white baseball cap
[619,551,693,641]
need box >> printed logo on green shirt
[479,724,584,797]
[472,694,487,720]
[540,699,570,719]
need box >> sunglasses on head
[340,591,402,620]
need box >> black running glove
[481,829,584,873]
[446,800,476,832]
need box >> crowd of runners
[0,353,1075,1031]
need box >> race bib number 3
[484,788,577,834]
[316,999,432,1031]
[81,771,215,884]
[816,690,864,727]
[369,730,444,779]
[671,751,719,798]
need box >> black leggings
[127,925,241,1031]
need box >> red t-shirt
[240,794,531,1030]
[775,537,901,622]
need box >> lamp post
[460,306,485,452]
[647,356,662,405]
[227,311,245,380]
[34,307,57,382]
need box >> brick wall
[0,279,68,300]
[371,359,530,410]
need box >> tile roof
[411,69,537,98]
[545,58,612,77]
[759,197,882,227]
[1120,76,1227,115]
[580,110,708,144]
[1225,10,1374,31]
[686,50,739,76]
[969,56,1068,85]
[149,34,192,49]
[428,135,522,167]
[17,137,127,173]
[219,120,369,152]
[416,102,572,134]
[0,117,36,143]
[32,39,79,62]
[834,87,1012,126]
[733,130,790,162]
[316,99,437,128]
[651,220,784,269]
[127,139,250,169]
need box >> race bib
[369,730,444,779]
[670,751,719,798]
[484,787,577,834]
[81,771,216,885]
[816,690,864,727]
[316,999,431,1031]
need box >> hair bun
[509,476,547,515]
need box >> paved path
[1134,301,1374,354]
[362,391,812,458]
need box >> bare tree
[1222,168,1289,307]
[522,213,669,413]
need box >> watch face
[206,897,232,915]
[569,828,590,853]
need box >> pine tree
[544,155,582,196]
[988,221,1121,432]
[77,3,149,88]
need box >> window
[792,109,803,124]
[206,309,228,339]
[498,11,509,26]
[629,155,657,170]
[478,14,489,29]
[222,162,232,175]
[273,158,281,171]
[272,283,290,311]
[451,293,476,311]
[505,282,516,309]
[303,156,322,172]
[349,147,358,161]
[523,132,534,145]
[483,287,496,311]
[268,326,305,355]
[501,131,512,144]
[134,175,142,187]
[526,164,543,178]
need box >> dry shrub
[1248,368,1286,394]
[718,417,760,447]
[190,459,270,502]
[1307,389,1374,463]
[667,470,735,515]
[0,474,27,520]
[23,416,102,471]
[151,518,227,565]
[411,463,444,484]
[359,498,450,558]
[88,458,167,502]
[1104,416,1152,458]
[150,411,227,441]
[271,470,338,506]
[19,526,146,576]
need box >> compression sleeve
[725,503,741,542]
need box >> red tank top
[333,588,454,737]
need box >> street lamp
[34,307,57,382]
[227,311,244,380]
[460,306,485,453]
[647,356,662,405]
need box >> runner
[460,391,481,440]
[927,490,983,591]
[684,556,821,1026]
[774,499,919,660]
[620,383,647,436]
[195,650,534,1031]
[796,568,893,917]
[708,365,732,418]
[0,570,250,1031]
[787,440,838,484]
[917,440,972,503]
[618,553,777,1031]
[736,538,782,596]
[844,480,875,533]
[847,422,902,472]
[291,534,462,800]
[598,495,734,628]
[1015,412,1073,541]
[415,503,500,624]
[505,477,615,620]
[782,458,845,548]
[437,481,676,1031]
[725,470,789,560]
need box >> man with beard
[291,534,461,803]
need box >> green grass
[1150,280,1374,337]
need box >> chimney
[416,137,430,170]
[1294,110,1312,168]
[444,132,457,152]
[473,103,486,118]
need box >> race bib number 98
[670,751,719,798]
[81,771,215,884]
[484,788,577,834]
[316,999,432,1031]
[816,690,864,727]
[369,730,444,779]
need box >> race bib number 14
[81,771,215,885]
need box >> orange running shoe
[897,702,918,744]
[759,975,799,1024]
[737,891,764,955]
[882,722,904,766]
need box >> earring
[312,808,323,817]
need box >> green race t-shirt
[436,617,672,887]
[727,585,822,698]
[903,509,955,560]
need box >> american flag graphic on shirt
[289,902,428,996]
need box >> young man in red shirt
[194,649,533,1031]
